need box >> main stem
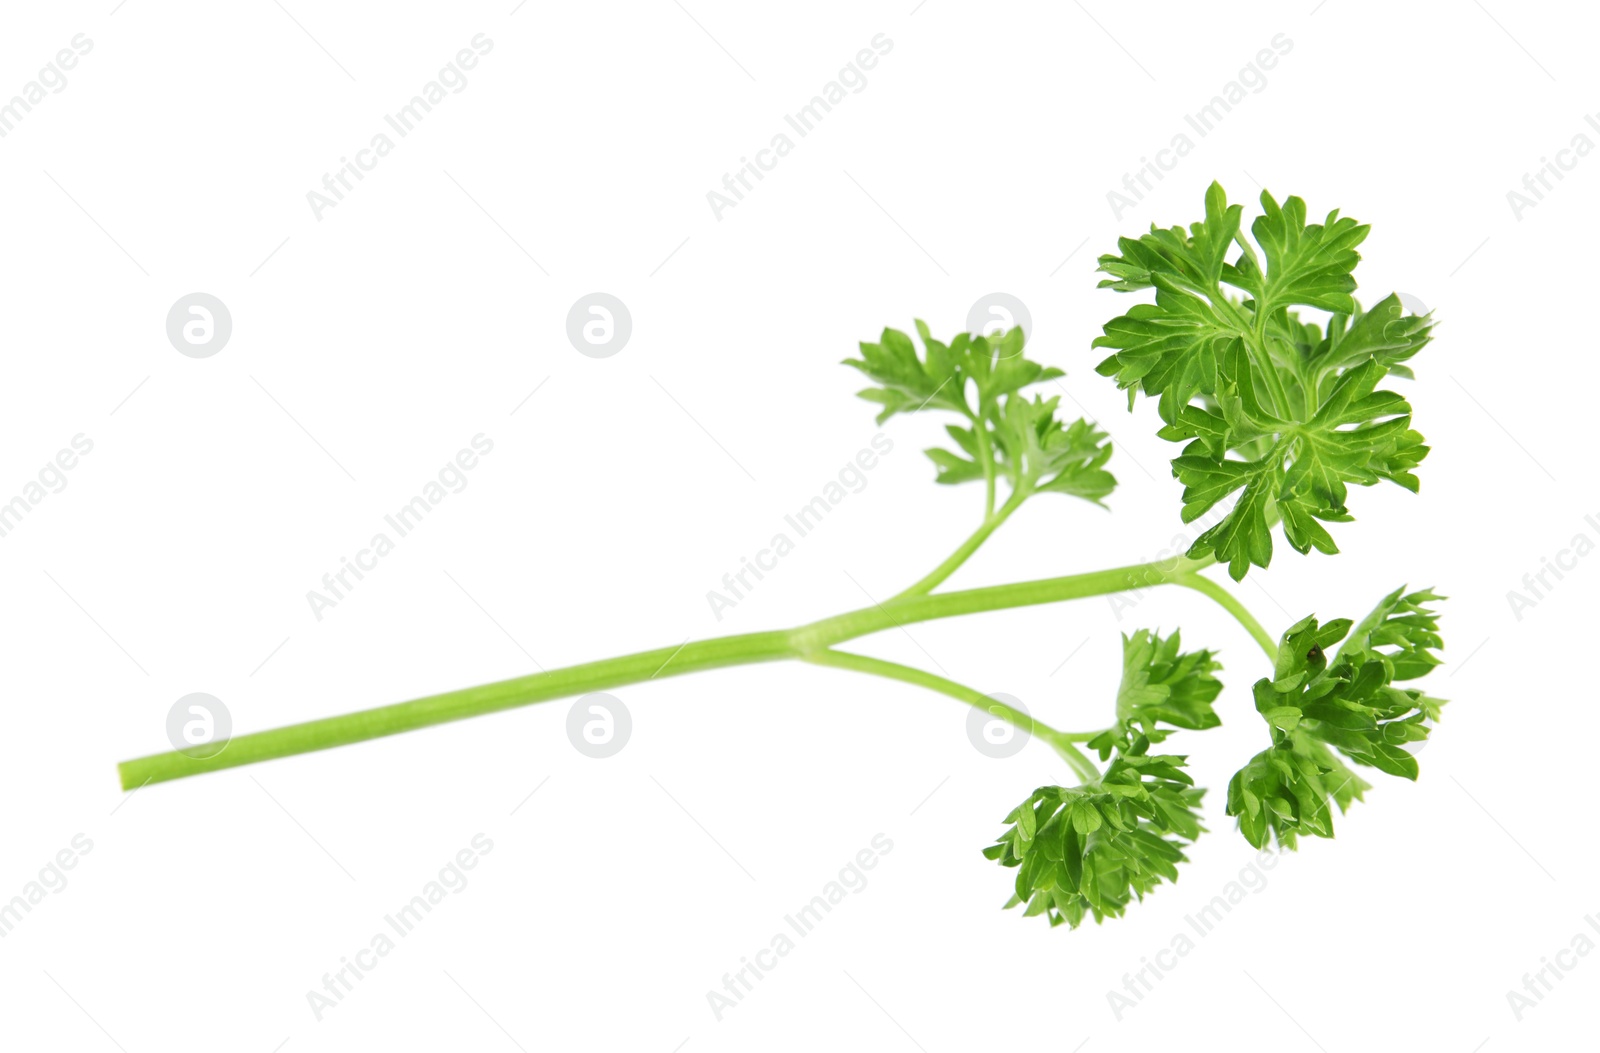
[118,553,1218,789]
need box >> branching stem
[803,649,1102,783]
[116,424,1282,799]
[888,487,1027,601]
[118,552,1224,789]
[1171,572,1279,662]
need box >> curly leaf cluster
[1094,183,1434,579]
[1227,587,1446,849]
[986,629,1225,927]
[845,323,1115,503]
[983,748,1204,928]
[1107,628,1223,741]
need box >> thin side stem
[803,649,1101,783]
[888,488,1026,602]
[1172,572,1278,662]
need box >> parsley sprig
[985,629,1224,928]
[844,323,1114,597]
[116,183,1452,935]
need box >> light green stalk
[119,551,1275,789]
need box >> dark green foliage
[984,749,1205,928]
[989,629,1224,927]
[1227,588,1446,849]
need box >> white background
[0,1,1593,1050]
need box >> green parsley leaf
[844,322,1062,424]
[1089,628,1223,756]
[844,323,1115,504]
[986,744,1205,928]
[1226,588,1446,849]
[992,628,1226,927]
[1093,183,1435,579]
[1227,738,1368,851]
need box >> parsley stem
[118,553,1215,789]
[1170,572,1278,662]
[887,488,1027,601]
[119,630,799,788]
[798,553,1212,650]
[802,648,1101,782]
